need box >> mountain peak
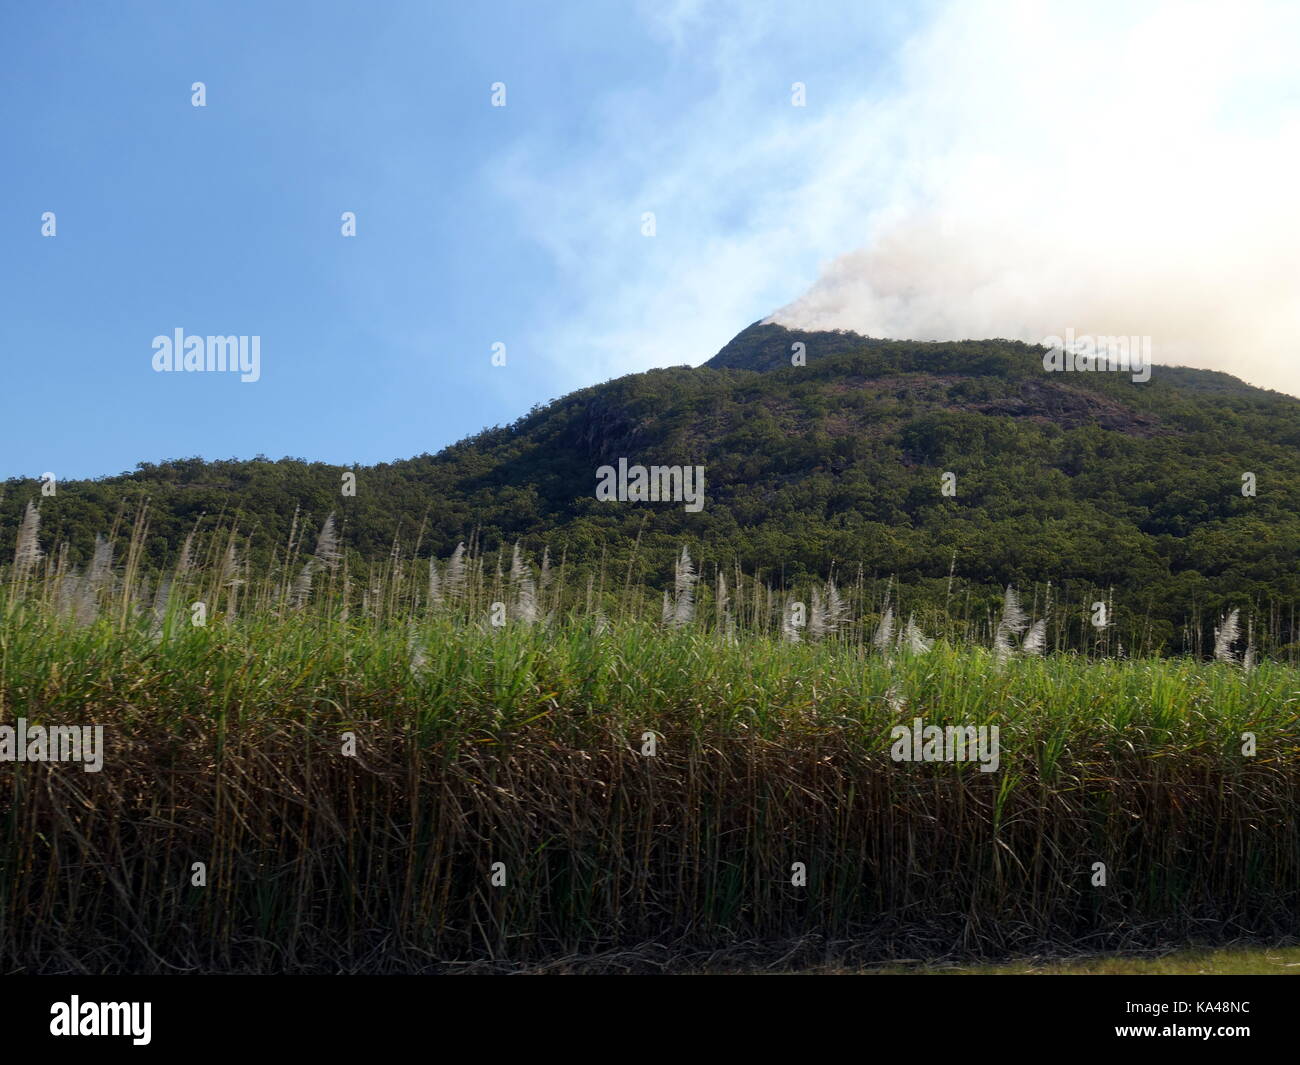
[704,320,873,371]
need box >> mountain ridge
[705,320,880,370]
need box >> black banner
[1,974,1291,1053]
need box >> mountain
[5,322,1300,650]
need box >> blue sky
[5,0,1297,482]
[0,0,923,479]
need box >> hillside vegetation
[5,324,1299,655]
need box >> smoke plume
[767,0,1300,395]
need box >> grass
[1,520,1298,973]
[850,944,1300,975]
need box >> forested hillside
[5,323,1299,652]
